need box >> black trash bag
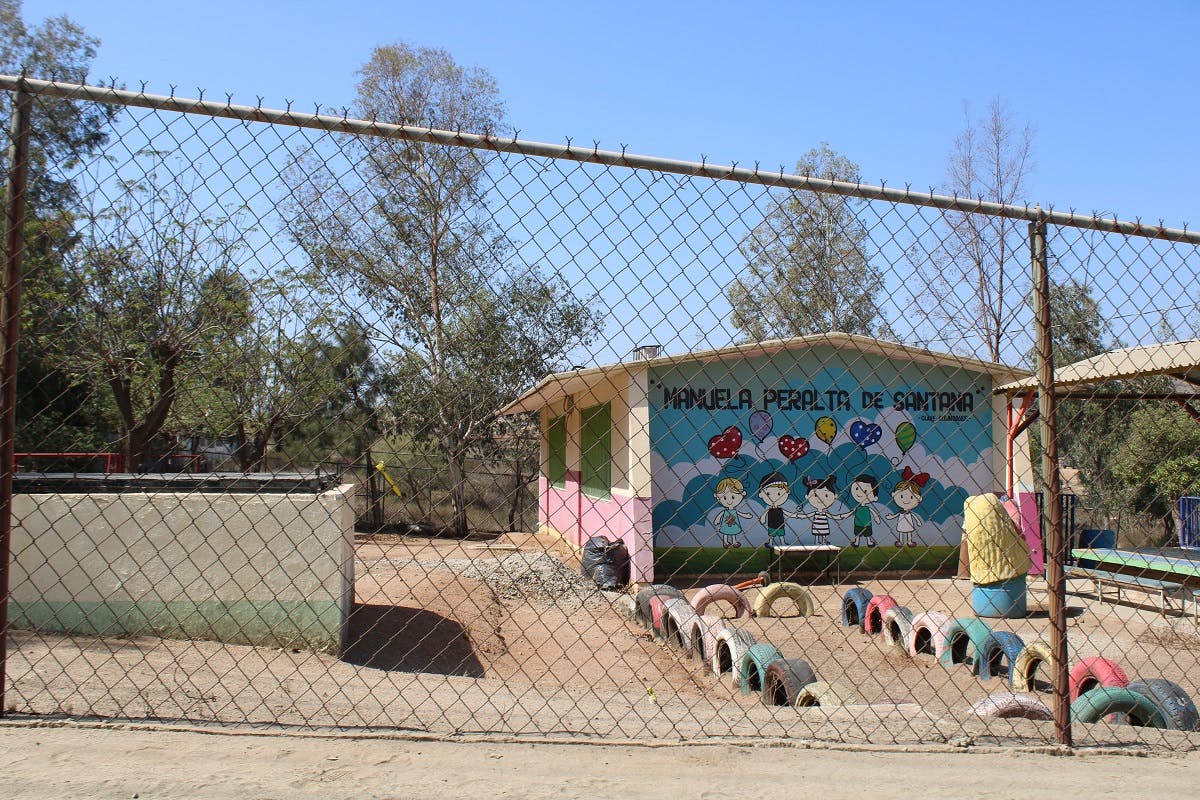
[580,536,630,590]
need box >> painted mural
[649,347,995,548]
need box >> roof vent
[633,344,661,361]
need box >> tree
[912,98,1034,362]
[1111,404,1200,544]
[2,1,118,455]
[283,43,601,535]
[727,143,887,342]
[42,160,252,470]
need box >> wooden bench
[766,544,842,585]
[1068,566,1184,618]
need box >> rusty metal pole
[1030,217,1071,747]
[0,86,32,719]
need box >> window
[580,402,611,499]
[547,414,567,489]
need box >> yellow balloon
[815,416,837,445]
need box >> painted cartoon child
[886,467,930,547]
[712,477,754,548]
[795,475,848,545]
[849,474,882,548]
[757,472,793,543]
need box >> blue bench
[1067,566,1183,618]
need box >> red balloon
[777,435,810,462]
[707,426,743,459]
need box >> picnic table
[1069,547,1200,619]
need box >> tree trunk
[507,454,524,533]
[447,437,468,537]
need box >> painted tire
[753,582,814,618]
[907,611,952,658]
[1116,679,1200,731]
[938,617,993,669]
[1069,656,1129,701]
[635,584,685,628]
[691,583,752,619]
[761,658,818,707]
[968,691,1053,720]
[882,606,914,654]
[740,643,784,695]
[977,631,1027,683]
[796,681,859,708]
[694,614,725,663]
[840,587,874,628]
[712,625,757,684]
[662,597,701,653]
[1071,686,1167,728]
[647,596,668,637]
[863,595,899,634]
[1013,640,1055,692]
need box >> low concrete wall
[8,485,355,653]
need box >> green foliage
[1111,405,1200,518]
[727,143,887,342]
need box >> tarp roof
[996,339,1200,398]
[499,332,1030,416]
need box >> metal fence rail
[2,74,1199,749]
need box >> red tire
[863,595,899,634]
[1069,656,1129,701]
[690,583,752,619]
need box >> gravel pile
[461,551,612,613]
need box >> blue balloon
[849,420,882,449]
[749,410,774,443]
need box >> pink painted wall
[540,471,654,583]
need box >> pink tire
[907,611,953,659]
[690,583,752,619]
[648,595,667,637]
[968,692,1053,720]
[1069,656,1130,701]
[863,595,899,634]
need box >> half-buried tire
[977,631,1026,683]
[761,658,817,707]
[907,611,952,659]
[863,595,898,634]
[753,582,815,618]
[635,584,685,628]
[662,597,701,653]
[840,587,873,627]
[691,583,752,619]
[1069,656,1129,701]
[712,626,757,684]
[796,681,858,708]
[968,691,1053,720]
[882,606,914,655]
[937,617,993,670]
[1116,679,1200,731]
[1012,640,1054,692]
[740,643,784,695]
[1071,686,1166,728]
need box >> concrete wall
[8,486,355,653]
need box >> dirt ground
[4,723,1200,800]
[5,531,1200,749]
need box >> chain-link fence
[2,75,1200,748]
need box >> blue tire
[840,587,874,628]
[938,617,993,669]
[739,643,784,695]
[977,630,1026,683]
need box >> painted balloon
[707,426,743,459]
[895,421,917,454]
[849,420,883,449]
[749,411,774,444]
[814,416,838,445]
[777,435,810,462]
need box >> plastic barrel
[972,575,1027,618]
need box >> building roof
[996,339,1200,398]
[499,332,1031,416]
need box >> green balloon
[896,421,917,454]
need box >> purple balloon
[849,420,882,449]
[749,410,774,443]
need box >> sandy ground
[5,531,1200,748]
[3,722,1200,800]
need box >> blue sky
[21,0,1199,229]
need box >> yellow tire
[752,581,814,618]
[1013,640,1055,692]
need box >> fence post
[0,86,32,719]
[1030,217,1071,747]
